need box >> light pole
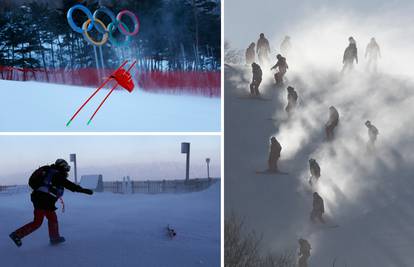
[206,158,211,179]
[70,153,78,184]
[181,142,190,182]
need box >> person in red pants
[9,159,93,247]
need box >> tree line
[0,0,221,72]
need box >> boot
[9,232,22,247]
[50,236,66,245]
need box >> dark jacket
[343,44,358,63]
[31,165,84,210]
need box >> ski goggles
[67,5,140,47]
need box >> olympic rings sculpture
[67,5,140,47]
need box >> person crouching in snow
[325,106,339,141]
[9,159,93,247]
[308,158,320,186]
[310,192,325,223]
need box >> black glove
[79,188,93,195]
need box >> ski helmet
[55,159,71,172]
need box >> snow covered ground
[224,64,414,266]
[0,80,220,132]
[0,182,220,267]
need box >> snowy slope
[224,65,414,266]
[0,182,220,267]
[0,80,220,131]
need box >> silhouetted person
[310,192,325,223]
[250,62,262,96]
[268,137,282,172]
[365,120,379,151]
[285,86,298,114]
[365,37,381,72]
[280,35,292,57]
[271,54,289,86]
[245,42,256,65]
[342,37,358,74]
[298,238,311,267]
[257,33,271,66]
[325,106,339,141]
[309,158,320,185]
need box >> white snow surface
[0,80,220,131]
[225,64,414,266]
[0,183,220,267]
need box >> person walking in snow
[310,192,325,223]
[365,120,379,151]
[268,137,282,172]
[250,62,263,96]
[9,159,93,247]
[245,42,256,65]
[308,158,320,185]
[365,37,381,72]
[271,54,289,86]
[298,238,311,267]
[280,35,292,57]
[257,33,271,66]
[285,86,298,115]
[325,106,339,141]
[342,36,358,74]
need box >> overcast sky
[225,0,414,49]
[0,135,220,185]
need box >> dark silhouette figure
[298,238,311,267]
[245,42,256,65]
[285,86,298,114]
[308,158,321,185]
[256,33,271,66]
[280,35,292,57]
[342,37,358,74]
[250,62,262,96]
[9,159,93,247]
[310,192,325,223]
[271,54,289,86]
[325,106,339,141]
[268,137,282,172]
[365,37,381,72]
[365,120,379,151]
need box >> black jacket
[31,165,84,210]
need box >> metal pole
[93,46,101,81]
[186,148,190,182]
[74,159,78,184]
[207,162,210,179]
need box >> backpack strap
[36,169,63,198]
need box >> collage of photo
[2,0,414,266]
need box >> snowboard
[166,225,177,239]
[237,95,272,101]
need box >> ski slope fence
[0,185,30,195]
[0,66,220,97]
[103,178,219,194]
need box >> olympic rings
[82,19,109,46]
[108,21,132,47]
[66,4,140,47]
[67,4,94,34]
[116,10,140,36]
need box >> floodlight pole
[181,142,191,182]
[206,158,211,179]
[70,153,78,184]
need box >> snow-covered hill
[0,182,220,267]
[0,80,220,131]
[224,64,414,266]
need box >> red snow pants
[14,209,59,240]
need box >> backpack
[29,166,50,190]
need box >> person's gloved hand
[79,188,93,195]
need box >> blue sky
[0,135,221,185]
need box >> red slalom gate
[0,66,221,97]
